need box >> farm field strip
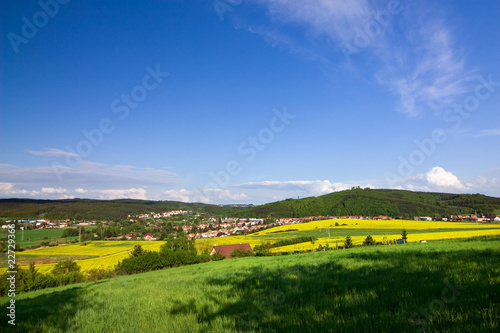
[32,251,135,274]
[0,241,166,274]
[6,220,500,274]
[257,219,500,235]
[272,228,500,252]
[0,254,98,269]
[17,240,165,256]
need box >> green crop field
[1,236,498,332]
[0,228,78,250]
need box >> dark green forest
[234,188,500,219]
[0,198,245,220]
[1,189,499,220]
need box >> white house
[494,216,500,222]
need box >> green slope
[1,237,498,332]
[235,188,500,218]
[0,198,245,220]
[1,189,500,220]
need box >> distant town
[3,210,499,241]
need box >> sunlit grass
[1,236,498,332]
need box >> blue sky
[1,0,499,204]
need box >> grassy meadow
[0,228,78,250]
[1,236,498,332]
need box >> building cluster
[414,214,500,222]
[4,214,500,241]
[129,210,191,219]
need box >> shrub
[86,267,116,282]
[52,260,81,275]
[61,228,79,238]
[131,244,144,257]
[231,249,254,258]
[401,229,408,241]
[344,235,353,249]
[254,242,273,256]
[363,235,375,246]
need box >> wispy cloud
[375,18,472,116]
[237,180,370,197]
[0,162,179,200]
[0,182,149,200]
[27,148,79,157]
[251,0,473,117]
[162,188,247,203]
[476,128,500,137]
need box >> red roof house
[210,243,254,259]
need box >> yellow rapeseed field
[18,241,165,257]
[258,219,500,234]
[271,228,500,252]
[6,220,499,274]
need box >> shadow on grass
[0,283,102,333]
[170,248,499,332]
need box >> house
[210,243,254,259]
[143,233,154,240]
[125,233,133,240]
[494,216,500,222]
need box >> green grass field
[0,228,78,250]
[1,236,498,332]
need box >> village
[3,210,500,241]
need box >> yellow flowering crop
[5,219,499,274]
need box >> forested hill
[1,189,500,220]
[233,189,500,219]
[0,198,246,220]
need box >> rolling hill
[1,189,500,220]
[234,188,500,219]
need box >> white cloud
[0,162,179,200]
[162,188,248,203]
[0,162,178,188]
[0,182,14,192]
[476,128,500,137]
[27,148,79,157]
[0,182,149,200]
[41,187,69,194]
[385,166,498,195]
[95,188,147,200]
[238,180,370,197]
[425,166,464,189]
